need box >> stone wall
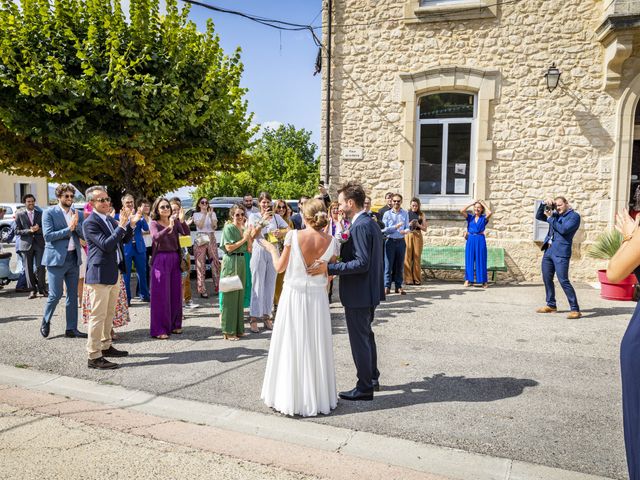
[322,0,640,282]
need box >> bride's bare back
[297,228,336,267]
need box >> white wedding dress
[261,230,338,417]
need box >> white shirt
[193,211,217,233]
[61,206,76,252]
[350,209,365,226]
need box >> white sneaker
[183,301,196,309]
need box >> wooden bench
[421,245,507,281]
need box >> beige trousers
[86,275,120,360]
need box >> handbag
[219,254,243,293]
[194,232,210,247]
[179,235,193,248]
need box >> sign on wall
[342,147,363,160]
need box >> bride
[259,199,339,416]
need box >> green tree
[195,124,319,200]
[0,0,253,199]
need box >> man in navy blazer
[41,184,86,338]
[309,181,385,401]
[535,196,582,319]
[83,186,135,370]
[120,193,150,303]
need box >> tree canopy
[0,0,254,199]
[195,124,319,201]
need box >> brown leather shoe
[567,311,582,319]
[536,306,557,313]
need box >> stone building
[321,0,640,281]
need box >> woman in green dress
[219,204,252,340]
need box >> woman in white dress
[260,199,339,417]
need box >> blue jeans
[124,249,149,301]
[384,238,406,289]
[42,251,79,331]
[541,252,579,311]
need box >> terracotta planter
[597,269,636,301]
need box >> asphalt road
[0,276,631,479]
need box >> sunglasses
[158,205,171,210]
[61,194,75,199]
[95,197,111,203]
[276,205,286,210]
[234,213,245,217]
[199,201,208,204]
[392,200,402,203]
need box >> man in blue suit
[535,196,582,319]
[41,184,86,338]
[309,181,385,401]
[83,186,135,369]
[121,193,150,304]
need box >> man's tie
[104,217,123,265]
[28,210,34,225]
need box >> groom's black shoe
[372,380,380,392]
[339,387,373,401]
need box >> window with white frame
[417,92,476,200]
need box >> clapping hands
[69,210,79,231]
[615,208,640,240]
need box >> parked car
[0,203,26,241]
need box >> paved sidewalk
[0,280,631,478]
[0,366,614,480]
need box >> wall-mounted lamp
[545,63,561,93]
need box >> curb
[0,364,615,480]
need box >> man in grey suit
[14,194,46,299]
[41,184,86,339]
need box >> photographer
[535,196,581,319]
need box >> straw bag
[219,255,243,293]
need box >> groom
[308,181,385,401]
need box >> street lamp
[545,63,561,93]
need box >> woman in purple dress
[149,197,189,339]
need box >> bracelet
[623,234,634,243]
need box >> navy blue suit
[536,203,580,311]
[328,212,385,392]
[121,217,150,301]
[83,214,133,286]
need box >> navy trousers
[124,249,149,302]
[541,251,579,311]
[344,306,379,392]
[384,238,406,289]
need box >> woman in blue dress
[459,200,493,288]
[607,208,640,480]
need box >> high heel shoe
[249,317,260,333]
[223,333,239,341]
[263,316,273,330]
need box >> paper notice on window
[454,163,466,175]
[454,178,466,194]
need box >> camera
[544,202,557,213]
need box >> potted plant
[587,229,636,301]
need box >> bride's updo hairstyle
[302,199,329,231]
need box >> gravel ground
[0,274,631,479]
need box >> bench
[421,245,507,281]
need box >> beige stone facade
[0,173,47,205]
[321,0,640,281]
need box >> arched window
[417,92,476,197]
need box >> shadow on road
[122,347,268,367]
[0,315,38,325]
[329,372,539,416]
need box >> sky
[184,0,323,147]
